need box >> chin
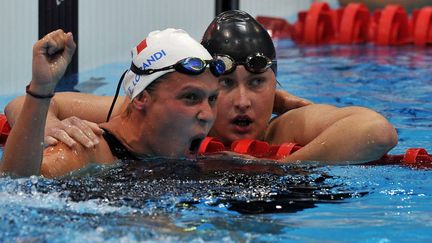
[237,133,257,140]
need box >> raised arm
[266,104,398,163]
[1,30,76,176]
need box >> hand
[30,29,76,95]
[45,116,103,148]
[273,89,312,115]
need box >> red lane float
[292,2,340,44]
[199,137,432,168]
[339,3,371,44]
[373,5,411,45]
[0,114,11,146]
[413,7,432,45]
[257,2,432,46]
[198,137,301,160]
[1,113,430,168]
[303,2,335,44]
[256,16,292,39]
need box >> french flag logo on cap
[136,39,147,54]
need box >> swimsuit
[101,128,137,160]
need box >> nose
[197,101,215,126]
[233,85,251,112]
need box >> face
[209,66,276,145]
[144,70,219,157]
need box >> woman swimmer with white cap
[4,10,397,164]
[1,28,225,177]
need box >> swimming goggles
[214,53,276,74]
[130,57,226,77]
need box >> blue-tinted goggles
[214,53,276,75]
[130,57,226,77]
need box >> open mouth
[232,116,252,127]
[189,136,204,153]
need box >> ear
[132,91,151,111]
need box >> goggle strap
[106,69,128,122]
[271,60,277,76]
[130,62,174,75]
[130,62,146,75]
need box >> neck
[100,112,153,157]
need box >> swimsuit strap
[101,128,138,160]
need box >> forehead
[222,66,276,79]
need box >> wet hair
[201,10,277,75]
[145,73,168,95]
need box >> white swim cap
[123,28,212,100]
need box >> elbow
[348,107,398,154]
[367,115,398,153]
[385,123,398,150]
[4,100,14,119]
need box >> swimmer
[1,28,223,177]
[5,11,397,163]
[202,10,397,162]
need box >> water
[0,41,431,242]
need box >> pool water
[0,41,431,242]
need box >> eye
[218,78,235,89]
[182,93,201,104]
[208,93,218,106]
[248,78,265,88]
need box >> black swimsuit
[101,128,137,160]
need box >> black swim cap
[201,10,277,75]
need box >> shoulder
[270,103,378,125]
[40,136,116,178]
[269,104,336,126]
[265,104,339,144]
[265,104,379,144]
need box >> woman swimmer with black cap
[201,10,397,162]
[1,28,224,177]
[4,11,397,164]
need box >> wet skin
[121,70,220,158]
[209,66,276,145]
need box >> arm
[265,104,398,163]
[5,91,126,148]
[5,92,126,126]
[1,30,77,176]
[272,89,312,115]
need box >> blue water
[0,41,431,242]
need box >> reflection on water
[0,157,366,241]
[50,158,364,214]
